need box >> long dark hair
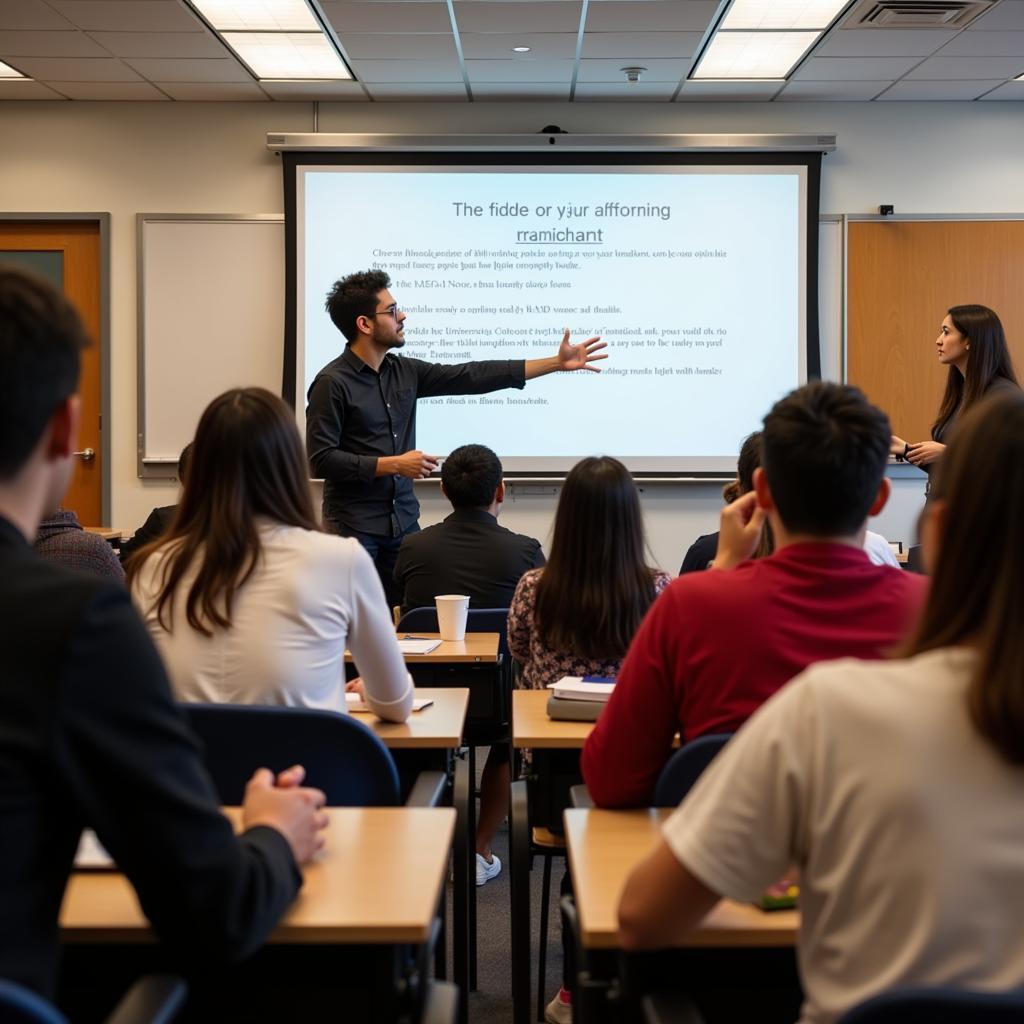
[904,390,1024,764]
[126,387,318,635]
[932,305,1017,439]
[534,456,658,660]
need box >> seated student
[118,442,191,564]
[128,387,412,723]
[393,442,543,886]
[508,455,671,691]
[34,506,124,582]
[583,382,927,809]
[394,442,544,614]
[679,431,898,574]
[0,267,327,1000]
[619,390,1024,1024]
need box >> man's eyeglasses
[367,303,400,320]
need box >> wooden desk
[84,526,123,543]
[347,632,500,665]
[350,687,468,750]
[564,808,797,950]
[62,806,455,945]
[512,689,594,749]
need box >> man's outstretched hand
[557,329,607,372]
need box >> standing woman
[891,304,1018,474]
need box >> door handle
[73,447,96,462]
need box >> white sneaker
[476,852,502,886]
[545,991,572,1024]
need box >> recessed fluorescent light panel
[0,61,27,78]
[223,31,351,78]
[691,0,852,80]
[190,0,319,30]
[693,31,818,79]
[722,0,850,30]
[187,0,352,80]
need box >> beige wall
[1,98,1021,564]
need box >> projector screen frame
[283,147,823,481]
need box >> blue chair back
[180,703,401,807]
[839,987,1024,1023]
[0,981,68,1024]
[397,607,510,656]
[653,733,732,807]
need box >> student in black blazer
[0,267,327,999]
[118,443,191,564]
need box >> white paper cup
[435,594,470,642]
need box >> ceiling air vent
[848,0,994,27]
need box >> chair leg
[510,780,532,1024]
[468,744,478,992]
[536,853,553,1023]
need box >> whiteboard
[135,213,842,477]
[137,214,284,477]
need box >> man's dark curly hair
[325,269,391,343]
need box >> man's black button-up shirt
[306,347,526,536]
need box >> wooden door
[848,220,1024,445]
[0,222,103,525]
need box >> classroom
[2,1,1024,1022]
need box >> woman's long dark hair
[932,304,1017,439]
[534,456,658,660]
[126,387,318,636]
[905,391,1024,764]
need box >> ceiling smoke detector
[621,66,647,83]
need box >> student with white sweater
[128,387,412,723]
[619,389,1024,1023]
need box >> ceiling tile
[454,3,583,33]
[11,55,142,80]
[906,55,1024,78]
[87,31,227,58]
[465,56,572,80]
[49,79,170,99]
[341,33,457,58]
[812,28,955,57]
[876,78,1007,100]
[0,77,67,97]
[47,2,205,33]
[0,30,108,57]
[574,80,675,98]
[577,56,689,80]
[777,79,890,100]
[259,79,368,98]
[460,32,578,58]
[322,2,453,33]
[584,1,718,32]
[366,81,469,99]
[936,29,1024,56]
[977,79,1024,98]
[470,81,571,98]
[350,56,463,80]
[675,79,781,100]
[793,56,921,80]
[582,31,701,58]
[0,1,75,31]
[123,56,252,81]
[154,80,269,99]
[969,0,1024,30]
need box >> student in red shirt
[582,381,928,809]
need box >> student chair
[837,987,1024,1022]
[0,977,186,1024]
[652,734,733,807]
[180,703,445,808]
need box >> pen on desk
[402,635,431,640]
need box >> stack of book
[546,675,616,722]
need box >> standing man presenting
[306,269,605,604]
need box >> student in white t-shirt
[618,390,1024,1024]
[128,387,412,722]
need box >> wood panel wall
[848,220,1024,444]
